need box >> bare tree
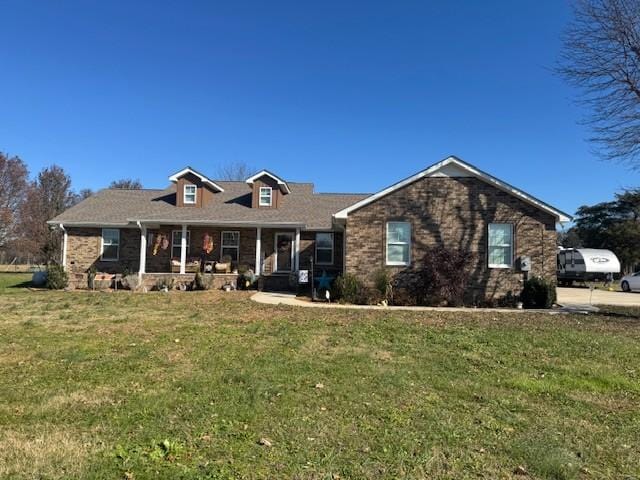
[109,178,143,189]
[76,188,94,201]
[0,152,29,248]
[216,161,254,181]
[559,0,640,168]
[17,165,76,262]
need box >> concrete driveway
[557,287,640,307]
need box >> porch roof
[48,181,369,230]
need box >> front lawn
[1,277,639,479]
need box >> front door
[275,232,293,272]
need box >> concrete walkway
[557,287,640,307]
[251,291,526,312]
[251,291,601,313]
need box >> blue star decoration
[314,270,333,290]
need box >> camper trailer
[557,248,621,286]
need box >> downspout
[59,224,67,270]
[136,221,147,282]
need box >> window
[386,222,411,266]
[315,232,334,265]
[101,228,120,261]
[172,230,190,259]
[259,187,272,206]
[184,184,197,204]
[488,223,513,268]
[221,231,240,262]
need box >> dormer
[169,167,224,207]
[245,170,290,208]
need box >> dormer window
[259,187,272,206]
[184,184,197,204]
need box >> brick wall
[66,227,140,275]
[345,176,557,302]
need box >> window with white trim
[315,232,334,265]
[259,187,272,206]
[221,231,240,262]
[184,184,197,204]
[386,222,411,266]
[172,230,190,259]
[101,228,120,261]
[488,223,513,268]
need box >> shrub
[521,276,556,309]
[238,269,256,290]
[333,274,374,305]
[155,276,175,291]
[192,272,213,291]
[390,286,418,306]
[122,274,142,291]
[373,268,393,304]
[410,246,475,306]
[46,263,68,290]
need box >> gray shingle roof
[48,181,369,230]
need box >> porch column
[295,228,300,271]
[179,224,187,274]
[255,226,262,275]
[138,222,147,280]
[59,224,67,271]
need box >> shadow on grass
[594,306,640,321]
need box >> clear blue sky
[1,0,639,217]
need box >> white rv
[557,248,621,286]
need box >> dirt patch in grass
[42,387,117,411]
[0,428,98,478]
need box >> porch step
[260,274,296,292]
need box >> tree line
[0,152,142,264]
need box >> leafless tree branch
[559,0,640,168]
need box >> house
[48,156,571,301]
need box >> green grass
[0,272,32,291]
[0,275,639,479]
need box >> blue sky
[1,0,638,217]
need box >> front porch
[137,224,305,279]
[61,223,344,291]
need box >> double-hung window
[172,230,190,259]
[386,222,411,266]
[488,223,513,268]
[184,184,197,204]
[315,232,334,265]
[221,231,240,262]
[101,228,120,261]
[259,187,272,206]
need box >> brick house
[48,156,570,300]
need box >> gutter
[59,223,67,269]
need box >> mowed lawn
[1,274,639,479]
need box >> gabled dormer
[245,170,290,208]
[169,167,224,207]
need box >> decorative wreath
[151,232,170,256]
[202,233,214,254]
